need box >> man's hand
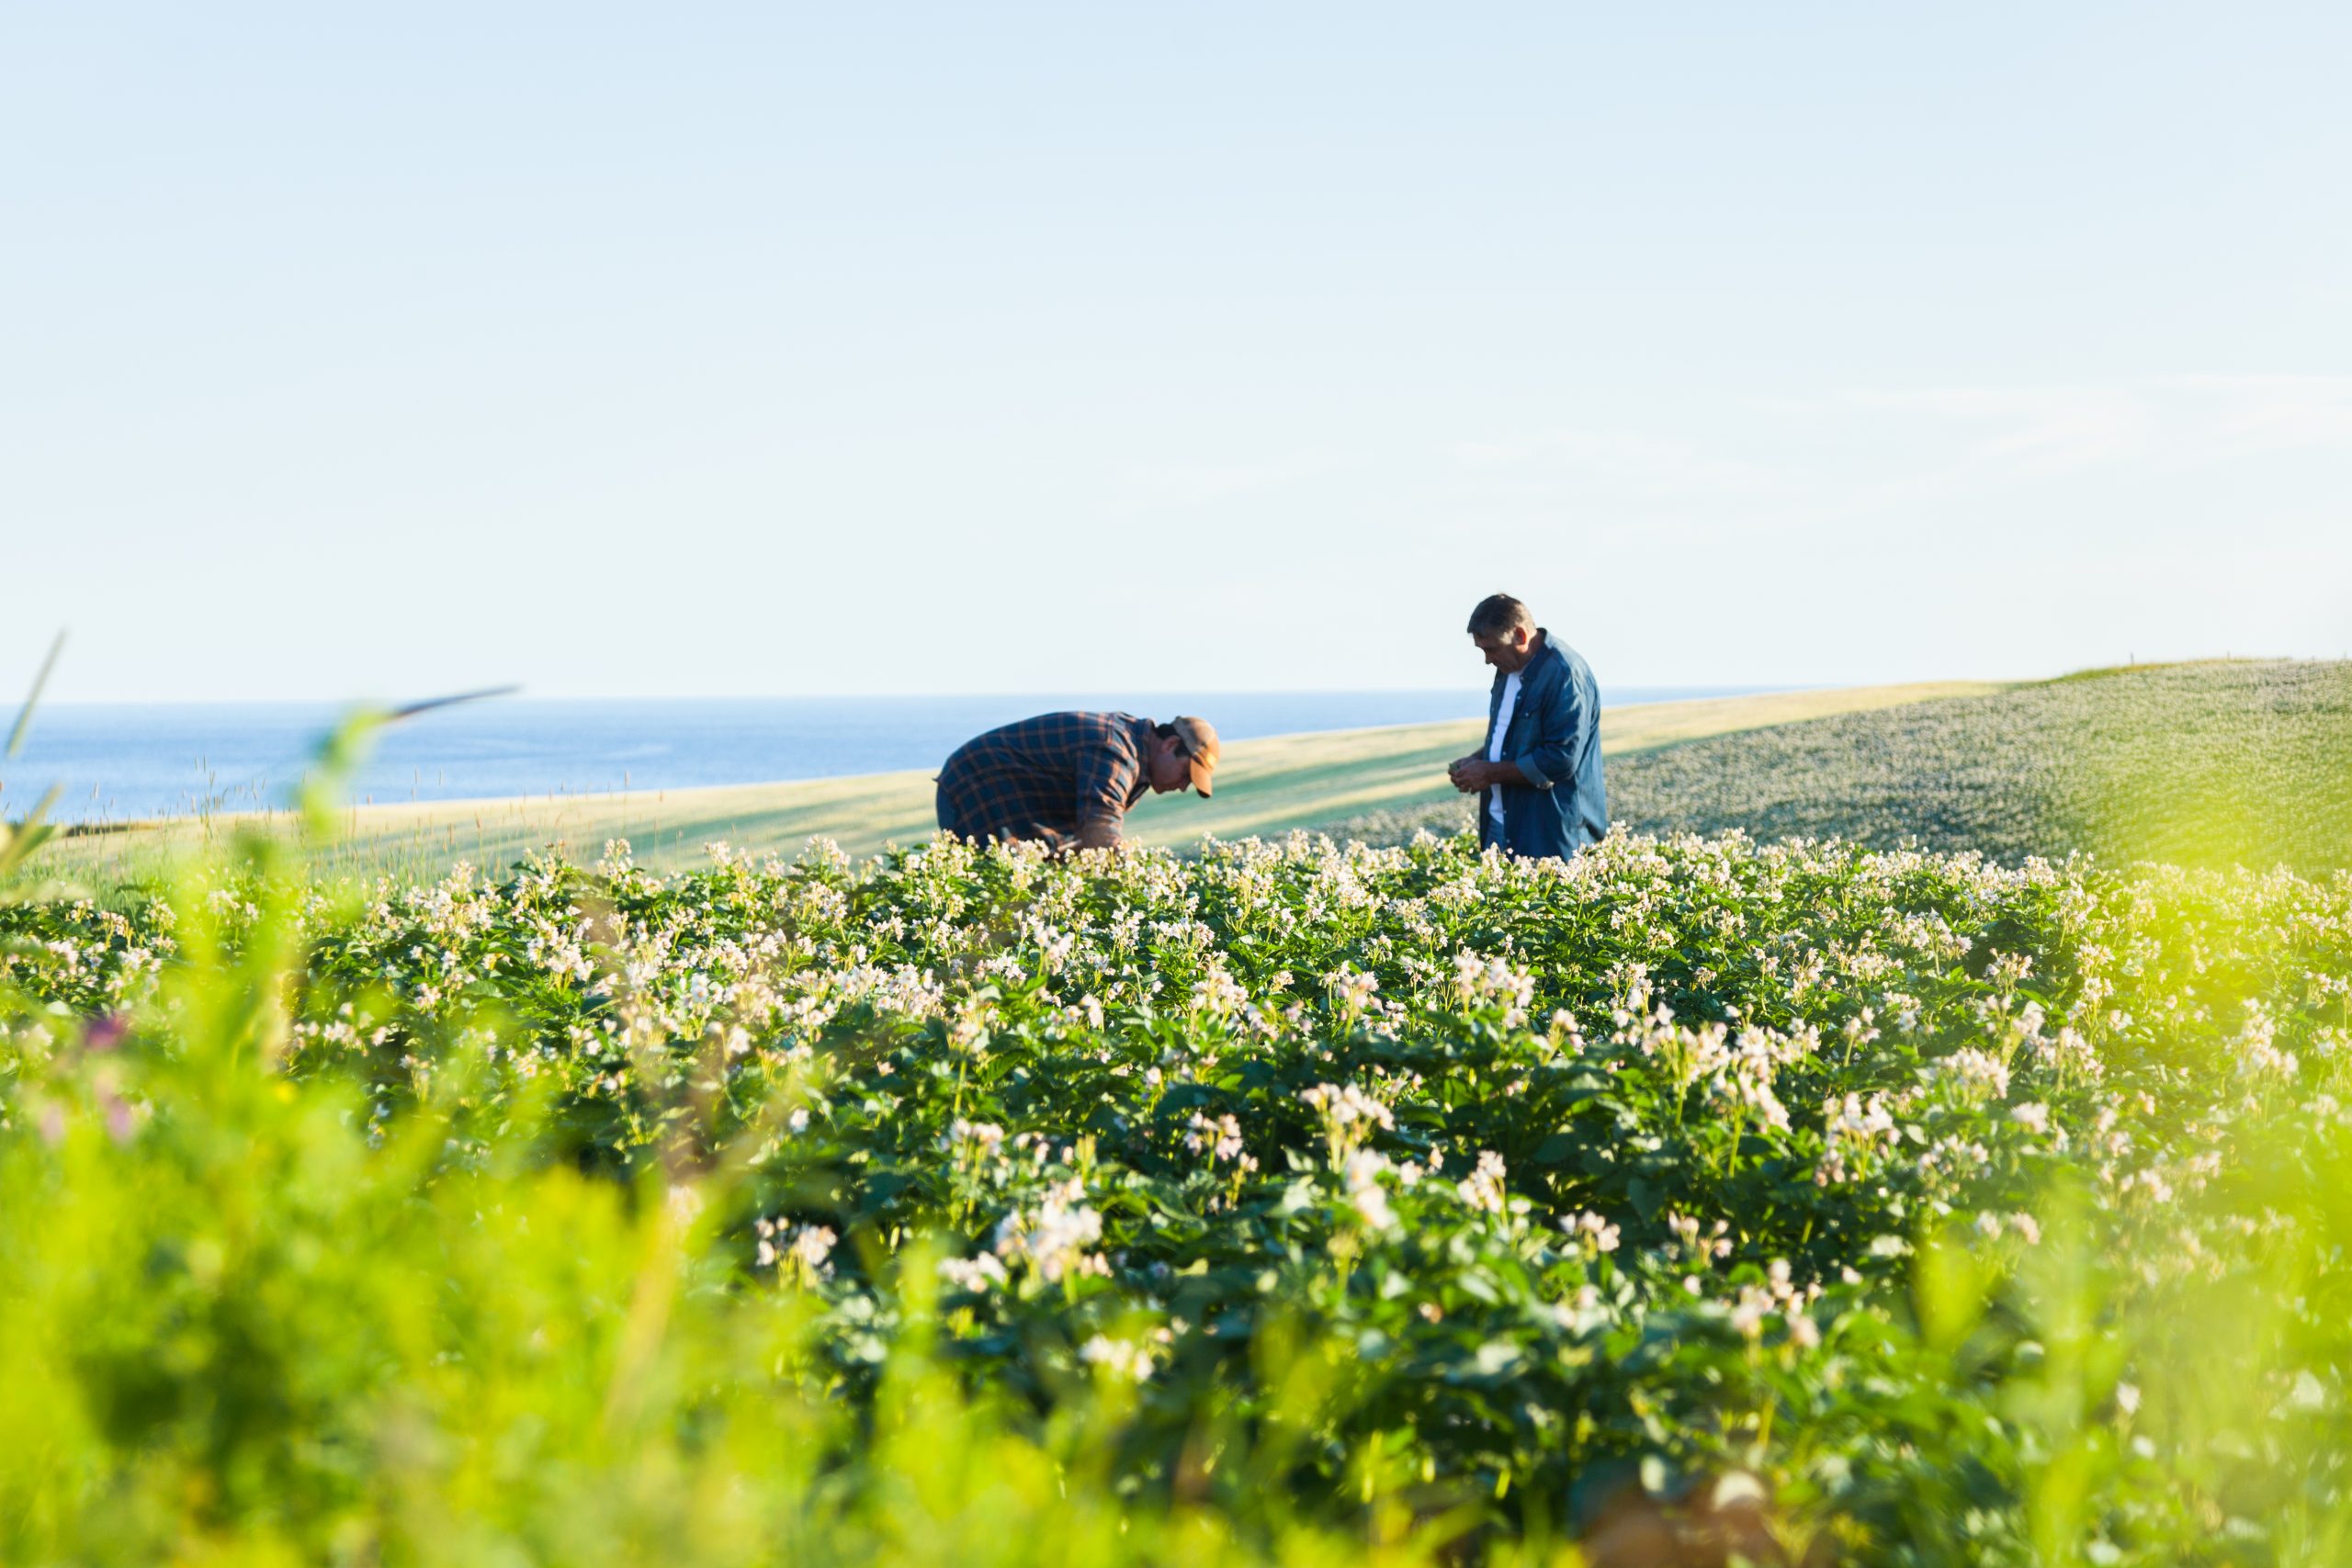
[1450,756,1530,794]
[1076,818,1125,852]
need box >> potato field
[5,819,2350,1564]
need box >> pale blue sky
[6,3,2348,701]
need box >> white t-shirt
[1487,670,1521,829]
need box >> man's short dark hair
[1465,594,1534,636]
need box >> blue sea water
[8,688,1770,824]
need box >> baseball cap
[1169,716,1220,797]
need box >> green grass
[38,663,2344,885]
[1344,660,2352,874]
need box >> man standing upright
[936,711,1219,852]
[1445,594,1608,858]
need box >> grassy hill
[1343,660,2352,874]
[39,680,1996,882]
[35,663,2348,883]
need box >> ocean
[8,688,1770,824]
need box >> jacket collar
[1529,627,1559,674]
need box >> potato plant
[4,825,2350,1564]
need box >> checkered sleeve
[1074,723,1143,838]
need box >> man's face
[1148,731,1194,793]
[1472,625,1535,674]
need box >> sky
[6,2,2348,703]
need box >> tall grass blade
[6,630,64,761]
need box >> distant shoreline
[12,686,1789,827]
[31,678,2017,883]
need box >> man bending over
[1445,593,1608,858]
[936,711,1219,852]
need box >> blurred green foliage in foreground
[1347,660,2352,875]
[6,791,2352,1562]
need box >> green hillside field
[1340,660,2352,875]
[39,661,2342,886]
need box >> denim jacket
[1477,630,1609,859]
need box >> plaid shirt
[934,711,1157,850]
